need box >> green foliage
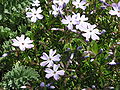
[0,0,120,89]
[0,62,40,89]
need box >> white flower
[52,5,64,17]
[26,7,43,22]
[61,15,78,30]
[108,60,117,65]
[109,2,120,17]
[40,49,61,67]
[72,0,87,10]
[45,64,65,80]
[12,35,34,51]
[53,0,70,6]
[79,23,101,41]
[32,0,40,7]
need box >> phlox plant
[0,0,120,90]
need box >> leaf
[91,41,98,55]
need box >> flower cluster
[26,0,43,22]
[61,12,101,41]
[40,49,65,80]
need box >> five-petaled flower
[72,0,87,10]
[12,34,34,51]
[79,23,101,41]
[40,49,61,67]
[26,7,43,22]
[109,1,120,17]
[45,64,65,80]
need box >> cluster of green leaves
[0,62,40,89]
[0,0,120,89]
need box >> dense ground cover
[0,0,120,89]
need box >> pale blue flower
[12,35,34,51]
[40,49,61,67]
[45,64,65,80]
[26,7,43,22]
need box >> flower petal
[45,74,53,79]
[82,33,90,41]
[53,74,59,80]
[37,14,43,19]
[56,70,65,75]
[109,10,118,15]
[52,54,61,61]
[40,52,49,60]
[91,34,99,40]
[26,12,33,17]
[49,49,56,57]
[40,61,49,66]
[31,16,37,22]
[19,45,25,51]
[53,64,60,71]
[45,68,54,73]
[112,3,118,11]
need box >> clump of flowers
[12,35,34,51]
[40,49,65,80]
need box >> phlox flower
[79,23,101,41]
[61,15,78,30]
[32,0,40,7]
[72,0,87,10]
[26,7,43,22]
[109,2,120,17]
[40,49,61,67]
[53,0,70,6]
[12,35,34,51]
[45,64,65,80]
[52,4,64,17]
